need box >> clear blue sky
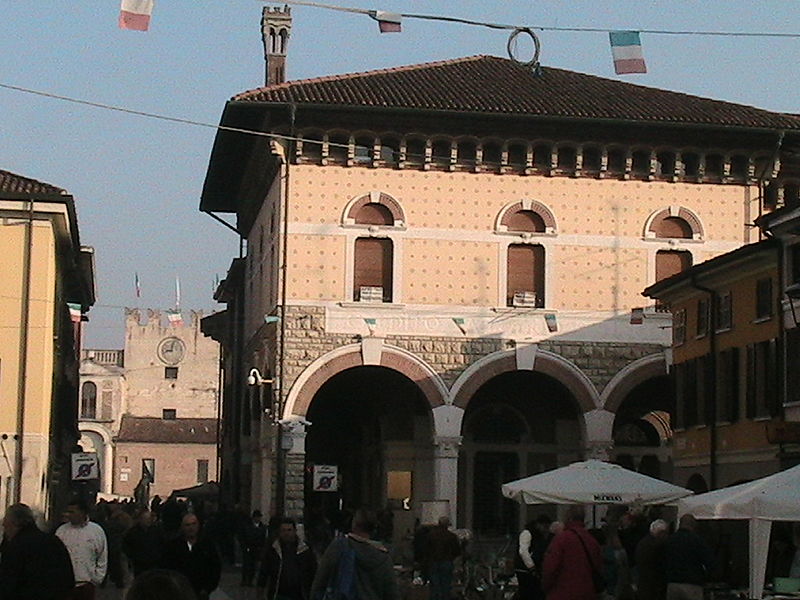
[2,1,798,347]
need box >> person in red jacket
[542,506,603,600]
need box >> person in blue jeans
[426,516,461,600]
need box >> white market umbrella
[502,459,693,506]
[678,464,800,599]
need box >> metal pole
[14,199,34,503]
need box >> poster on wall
[71,453,100,481]
[312,465,338,492]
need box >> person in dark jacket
[663,514,714,600]
[0,503,75,600]
[311,509,400,600]
[124,509,164,576]
[160,513,221,600]
[635,519,668,600]
[257,517,317,600]
[241,510,267,586]
[427,516,461,600]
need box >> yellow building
[0,169,95,518]
[200,22,800,535]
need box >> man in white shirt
[55,498,108,600]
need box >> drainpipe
[689,274,718,489]
[14,199,34,503]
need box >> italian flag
[67,303,82,324]
[609,31,647,75]
[167,309,183,327]
[119,0,154,32]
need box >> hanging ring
[507,27,541,73]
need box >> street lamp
[247,368,273,387]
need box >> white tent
[502,459,694,505]
[677,464,800,599]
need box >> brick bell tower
[261,5,291,86]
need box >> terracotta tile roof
[116,416,217,444]
[233,55,800,130]
[0,169,65,195]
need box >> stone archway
[79,423,114,494]
[284,341,447,420]
[601,353,668,413]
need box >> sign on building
[312,465,338,492]
[71,452,100,481]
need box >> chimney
[261,5,292,86]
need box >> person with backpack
[258,517,317,600]
[311,508,400,600]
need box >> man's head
[64,498,89,526]
[2,503,36,540]
[277,517,298,544]
[650,519,669,538]
[678,513,697,532]
[535,514,553,535]
[438,516,451,529]
[351,508,377,539]
[138,510,154,527]
[252,510,263,523]
[180,513,200,541]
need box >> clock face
[157,337,186,365]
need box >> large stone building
[200,15,800,533]
[79,309,220,498]
[0,169,95,518]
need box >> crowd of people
[2,495,800,600]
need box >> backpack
[323,537,358,600]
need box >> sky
[2,1,799,348]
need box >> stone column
[433,435,462,524]
[281,417,309,520]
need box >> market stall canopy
[502,459,693,505]
[171,481,220,500]
[677,464,800,521]
[677,464,800,600]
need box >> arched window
[656,151,676,178]
[379,137,400,166]
[456,140,477,168]
[431,139,451,168]
[81,382,97,420]
[631,150,651,177]
[300,131,323,163]
[557,146,577,172]
[682,152,700,178]
[481,141,502,172]
[353,135,375,165]
[607,148,626,175]
[705,154,724,179]
[278,28,289,54]
[533,143,551,171]
[507,244,545,307]
[730,155,749,180]
[506,210,545,233]
[654,216,693,239]
[354,238,393,302]
[405,138,426,167]
[508,143,528,172]
[355,203,393,226]
[646,207,703,240]
[327,132,349,164]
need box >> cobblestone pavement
[96,568,259,600]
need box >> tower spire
[261,5,292,86]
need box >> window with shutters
[755,277,773,321]
[506,244,545,307]
[696,298,709,338]
[715,292,733,332]
[80,382,97,420]
[673,309,686,346]
[683,359,700,428]
[354,237,393,302]
[747,340,779,419]
[716,348,740,423]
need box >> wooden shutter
[655,250,692,282]
[354,238,393,301]
[507,244,545,306]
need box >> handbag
[569,529,606,593]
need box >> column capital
[433,435,463,458]
[280,416,310,454]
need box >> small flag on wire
[119,0,154,32]
[167,309,183,327]
[630,307,644,325]
[364,318,377,326]
[369,10,402,33]
[135,272,141,298]
[544,313,558,333]
[67,303,82,324]
[609,31,647,74]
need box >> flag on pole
[135,272,141,298]
[609,31,647,74]
[175,277,181,309]
[369,10,402,33]
[167,309,183,327]
[67,303,82,323]
[119,0,154,31]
